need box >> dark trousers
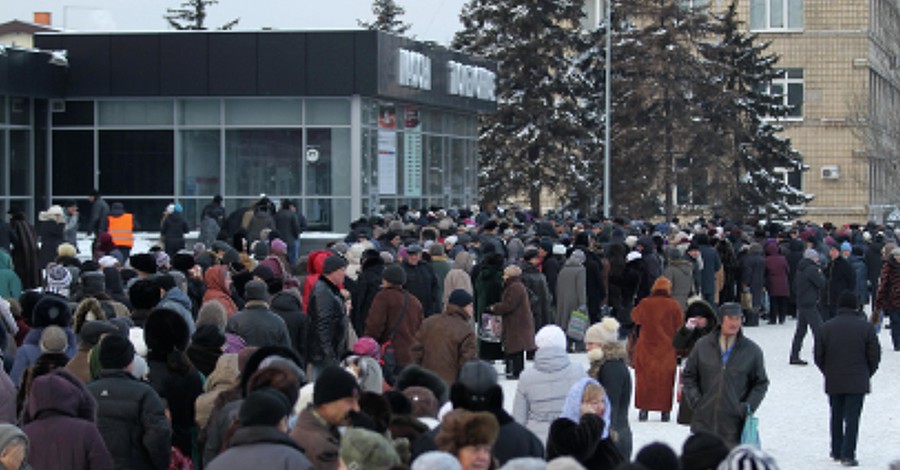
[769,296,788,324]
[887,310,900,349]
[505,352,524,379]
[790,305,823,360]
[829,393,865,460]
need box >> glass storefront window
[99,130,174,195]
[305,128,351,196]
[450,138,466,196]
[9,97,30,126]
[426,135,445,199]
[305,198,351,232]
[10,130,30,196]
[306,99,351,126]
[53,131,95,196]
[53,101,94,127]
[180,100,221,126]
[0,97,6,123]
[99,101,174,126]
[182,130,221,197]
[225,129,302,196]
[225,99,302,126]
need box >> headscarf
[559,377,612,439]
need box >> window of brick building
[750,0,803,31]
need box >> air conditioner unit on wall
[821,166,840,180]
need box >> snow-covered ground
[498,312,900,469]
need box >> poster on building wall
[404,106,422,197]
[378,105,398,195]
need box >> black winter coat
[579,248,606,321]
[520,263,553,330]
[350,257,384,336]
[794,258,826,308]
[546,414,624,470]
[786,239,805,302]
[682,328,769,447]
[814,307,880,395]
[87,370,172,470]
[306,276,348,366]
[270,289,308,363]
[822,256,855,307]
[541,255,562,305]
[402,260,440,315]
[146,358,204,457]
[161,212,189,255]
[591,344,633,459]
[274,208,303,244]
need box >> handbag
[479,312,503,343]
[380,293,408,377]
[740,404,761,448]
[566,308,590,341]
[740,289,753,311]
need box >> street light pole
[603,0,612,218]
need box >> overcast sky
[1,0,468,45]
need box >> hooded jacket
[513,345,587,443]
[203,265,239,317]
[0,251,22,300]
[22,370,114,470]
[546,378,622,470]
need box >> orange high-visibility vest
[107,213,134,247]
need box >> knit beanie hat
[339,427,402,470]
[79,320,119,347]
[584,317,620,345]
[270,239,288,255]
[322,255,348,275]
[313,365,360,406]
[403,386,438,419]
[447,289,474,308]
[717,445,780,470]
[99,334,135,369]
[803,248,819,262]
[681,431,729,470]
[352,337,381,360]
[411,451,462,470]
[239,388,292,427]
[243,280,268,302]
[39,325,68,354]
[45,264,72,294]
[382,264,407,286]
[534,325,567,350]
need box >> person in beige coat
[195,353,240,431]
[442,251,474,308]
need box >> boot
[661,412,671,422]
[638,410,648,422]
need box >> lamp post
[603,0,612,218]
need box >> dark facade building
[2,30,495,231]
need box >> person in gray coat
[555,250,587,349]
[513,325,586,444]
[682,302,768,448]
[790,249,827,365]
[226,280,291,349]
[663,248,695,312]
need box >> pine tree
[165,0,239,31]
[698,1,811,219]
[358,0,411,35]
[453,0,593,215]
[605,0,720,218]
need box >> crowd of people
[0,195,895,469]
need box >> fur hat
[435,410,499,455]
[129,253,157,274]
[129,279,162,310]
[39,325,68,354]
[81,271,106,297]
[243,280,268,302]
[239,388,292,427]
[396,364,449,405]
[584,317,620,345]
[340,427,402,470]
[382,264,407,286]
[57,243,77,259]
[681,431,729,470]
[534,325,567,350]
[143,308,190,353]
[313,365,360,406]
[73,297,107,334]
[171,253,196,272]
[651,276,672,295]
[636,442,680,470]
[31,294,72,328]
[99,334,135,369]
